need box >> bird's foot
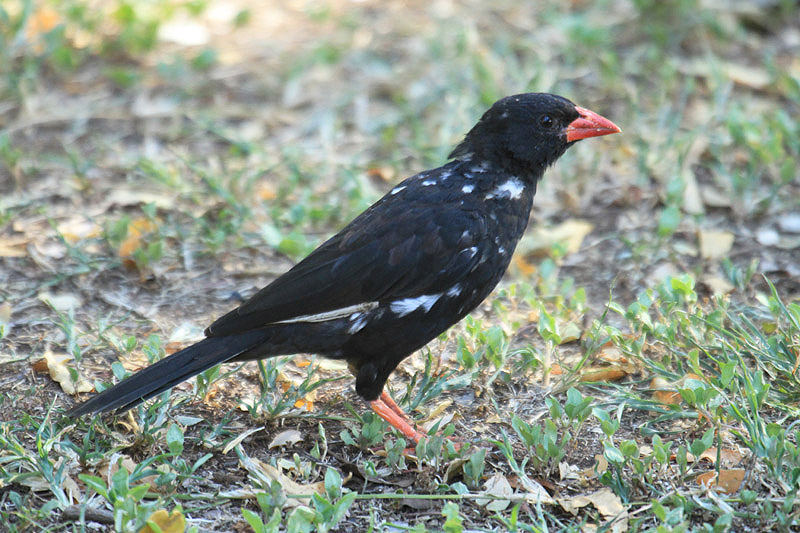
[369,391,428,444]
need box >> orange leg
[370,392,428,444]
[378,390,413,423]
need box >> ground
[1,0,800,531]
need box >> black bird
[68,93,620,442]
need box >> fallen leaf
[58,217,101,244]
[417,399,453,425]
[698,230,735,259]
[269,429,304,449]
[222,426,264,454]
[698,447,745,468]
[517,219,595,258]
[476,473,513,511]
[651,373,706,406]
[681,137,708,215]
[118,217,159,260]
[107,189,175,209]
[26,6,60,48]
[680,59,772,89]
[559,488,627,532]
[697,468,745,494]
[366,166,396,183]
[38,291,82,312]
[39,351,93,395]
[579,367,628,383]
[559,461,579,481]
[140,509,186,533]
[239,456,324,507]
[701,275,735,295]
[699,184,732,208]
[518,475,554,505]
[0,236,29,257]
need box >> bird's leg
[378,390,413,424]
[370,393,428,444]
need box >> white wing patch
[461,184,475,193]
[485,178,525,200]
[390,293,441,317]
[347,312,369,334]
[446,284,462,297]
[274,302,379,324]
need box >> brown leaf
[698,447,745,468]
[118,217,159,260]
[697,469,745,494]
[579,367,628,383]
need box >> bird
[68,93,620,443]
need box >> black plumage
[68,93,620,441]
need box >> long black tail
[67,330,272,416]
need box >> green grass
[1,0,799,531]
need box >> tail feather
[68,331,270,417]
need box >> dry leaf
[257,182,277,200]
[559,461,579,481]
[222,426,264,454]
[239,456,324,507]
[651,373,706,406]
[39,351,93,395]
[417,399,453,425]
[0,236,29,257]
[698,230,735,259]
[269,429,304,449]
[366,166,396,183]
[680,59,772,89]
[579,367,628,383]
[476,473,513,511]
[681,137,708,215]
[107,189,175,209]
[698,447,745,468]
[697,469,745,494]
[139,509,186,533]
[701,275,735,295]
[118,217,159,260]
[26,6,60,48]
[559,488,628,532]
[518,475,554,505]
[38,292,81,312]
[579,347,634,383]
[58,217,101,244]
[700,184,732,208]
[518,219,594,258]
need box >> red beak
[565,106,621,142]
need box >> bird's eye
[539,114,554,128]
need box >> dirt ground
[1,0,799,531]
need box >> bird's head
[449,93,621,178]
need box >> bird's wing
[206,193,486,336]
